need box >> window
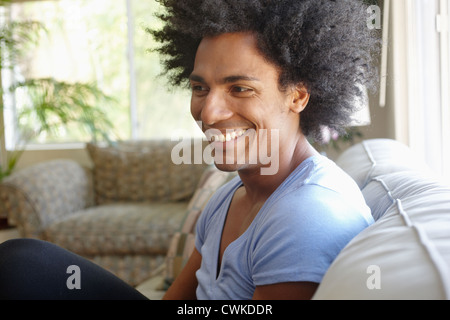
[1,0,201,149]
[385,0,450,183]
[439,0,450,182]
[408,0,450,183]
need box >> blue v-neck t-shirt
[195,155,373,300]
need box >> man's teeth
[211,129,247,142]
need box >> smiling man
[152,0,380,300]
[190,33,300,176]
[0,0,380,301]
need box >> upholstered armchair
[0,139,233,286]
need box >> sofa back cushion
[313,170,450,300]
[336,139,431,189]
[87,140,208,204]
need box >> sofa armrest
[0,159,94,238]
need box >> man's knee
[0,238,50,262]
[0,238,65,281]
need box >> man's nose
[200,90,233,126]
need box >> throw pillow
[87,140,207,204]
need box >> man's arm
[163,248,202,300]
[252,282,318,300]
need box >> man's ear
[290,84,310,114]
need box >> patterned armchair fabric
[0,159,94,238]
[0,139,230,286]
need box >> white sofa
[138,138,450,300]
[313,139,450,300]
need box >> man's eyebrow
[189,74,205,83]
[189,74,260,84]
[222,75,261,83]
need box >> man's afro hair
[149,0,381,141]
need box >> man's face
[189,32,306,174]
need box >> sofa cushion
[360,176,395,221]
[362,171,449,222]
[313,171,450,300]
[91,254,166,288]
[336,139,431,189]
[44,202,188,256]
[87,140,207,205]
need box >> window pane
[444,0,450,182]
[9,0,130,144]
[132,0,202,139]
[5,0,201,146]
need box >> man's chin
[213,162,240,173]
[213,162,262,175]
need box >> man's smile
[204,128,249,143]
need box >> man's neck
[237,134,318,204]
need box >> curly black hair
[149,0,381,141]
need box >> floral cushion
[87,140,207,205]
[44,202,188,256]
[91,254,166,288]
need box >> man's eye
[192,85,206,91]
[231,86,252,94]
[191,85,209,95]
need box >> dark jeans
[0,238,149,300]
